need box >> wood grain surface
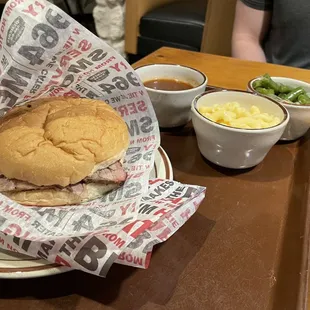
[134,47,310,88]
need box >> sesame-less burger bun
[0,97,130,206]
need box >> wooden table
[0,47,310,310]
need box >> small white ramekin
[191,89,289,169]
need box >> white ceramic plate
[0,146,173,279]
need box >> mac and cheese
[198,102,280,129]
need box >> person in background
[231,0,310,69]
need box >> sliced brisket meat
[0,177,40,191]
[0,161,127,192]
[84,161,127,184]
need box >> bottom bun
[3,183,119,207]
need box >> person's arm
[232,0,271,62]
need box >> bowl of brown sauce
[135,64,207,128]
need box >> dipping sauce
[198,102,281,129]
[144,78,194,91]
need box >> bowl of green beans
[248,74,310,141]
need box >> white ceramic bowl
[248,77,310,141]
[135,64,207,128]
[191,89,289,169]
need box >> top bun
[0,97,129,187]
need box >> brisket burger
[0,97,129,206]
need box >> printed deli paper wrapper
[0,0,206,276]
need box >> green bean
[277,93,287,99]
[261,77,280,93]
[256,87,275,95]
[278,84,293,94]
[284,87,305,102]
[297,94,310,105]
[255,73,310,104]
[253,79,263,89]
